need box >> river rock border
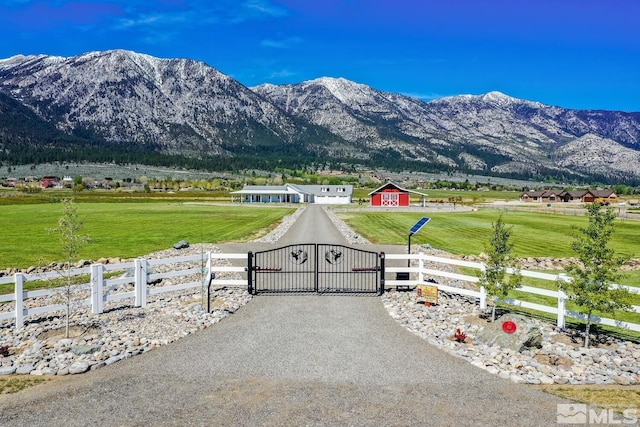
[0,244,251,376]
[383,290,640,385]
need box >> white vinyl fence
[385,253,640,333]
[0,252,247,330]
[2,251,639,334]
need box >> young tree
[560,202,632,347]
[72,175,84,192]
[478,214,522,321]
[49,199,90,338]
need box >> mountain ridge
[1,49,639,183]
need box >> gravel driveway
[0,205,567,426]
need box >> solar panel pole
[407,217,430,269]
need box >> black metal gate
[248,244,384,295]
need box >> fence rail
[2,251,639,334]
[0,252,247,330]
[385,253,640,333]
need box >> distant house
[520,189,618,204]
[368,182,428,207]
[519,190,546,203]
[589,190,618,205]
[566,190,588,202]
[231,184,353,204]
[540,190,568,203]
[39,176,59,188]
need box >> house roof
[521,189,617,199]
[521,190,546,197]
[231,184,353,197]
[231,185,304,195]
[591,190,617,198]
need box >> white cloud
[261,36,302,49]
[113,0,286,31]
[400,92,450,101]
[268,69,296,79]
[243,0,288,18]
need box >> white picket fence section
[385,253,640,333]
[0,252,247,330]
[1,251,639,334]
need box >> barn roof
[368,182,428,197]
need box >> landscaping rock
[0,366,17,375]
[71,345,101,356]
[15,365,34,375]
[476,314,543,351]
[172,240,190,250]
[68,361,90,375]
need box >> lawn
[0,202,295,269]
[0,189,231,205]
[338,208,640,259]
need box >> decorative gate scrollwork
[248,244,384,295]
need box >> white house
[231,184,353,205]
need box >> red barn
[40,176,59,188]
[369,182,427,207]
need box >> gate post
[314,244,319,293]
[247,251,253,295]
[379,252,385,295]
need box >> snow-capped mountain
[1,50,640,182]
[0,50,337,158]
[253,77,640,180]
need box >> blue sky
[1,0,639,111]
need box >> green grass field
[0,189,231,205]
[0,202,295,269]
[338,208,640,259]
[340,207,640,339]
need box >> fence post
[418,253,424,283]
[479,263,487,310]
[557,274,568,330]
[135,258,147,307]
[14,273,24,330]
[90,264,104,314]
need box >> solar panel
[409,217,431,234]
